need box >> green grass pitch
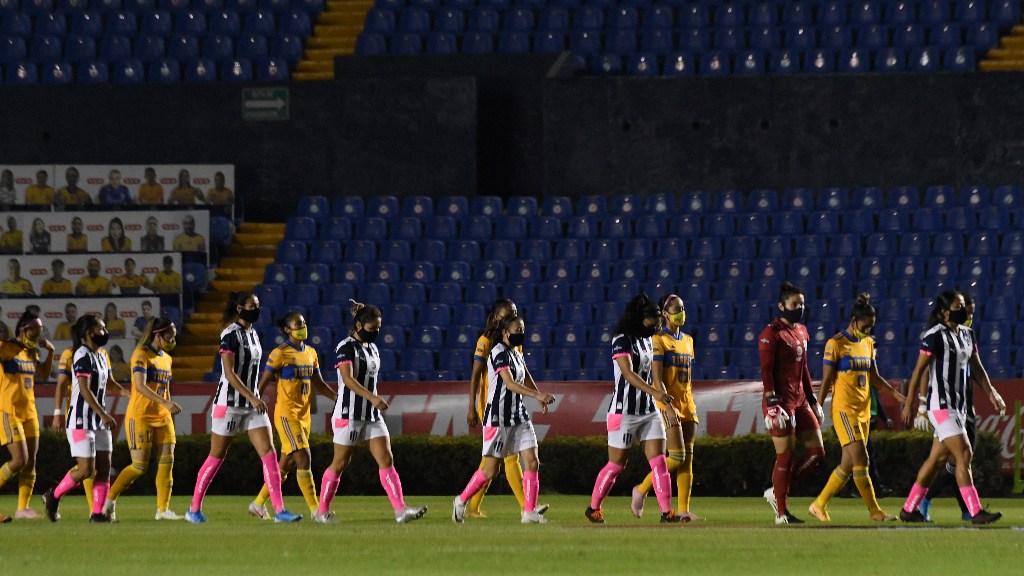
[2,495,1022,575]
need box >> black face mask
[92,332,109,347]
[238,307,260,323]
[358,328,379,344]
[506,333,526,347]
[781,307,804,324]
[637,324,658,338]
[949,308,969,326]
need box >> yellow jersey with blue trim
[126,345,173,423]
[652,328,695,399]
[264,342,321,422]
[0,343,39,417]
[823,330,875,419]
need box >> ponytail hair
[348,299,381,335]
[850,292,876,322]
[73,314,101,351]
[485,313,522,353]
[136,317,175,352]
[778,281,803,304]
[928,290,961,328]
[613,292,659,338]
[15,310,41,335]
[483,297,516,334]
[221,291,255,327]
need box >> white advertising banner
[1,210,210,255]
[0,253,182,296]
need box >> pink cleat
[630,485,646,518]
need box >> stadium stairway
[981,22,1024,70]
[293,0,373,80]
[174,222,283,381]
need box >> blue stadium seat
[484,240,516,261]
[30,35,63,64]
[507,260,540,284]
[300,262,329,284]
[438,261,469,284]
[281,10,312,36]
[376,240,407,263]
[146,59,179,83]
[544,259,574,282]
[781,187,813,211]
[310,240,342,265]
[472,260,505,284]
[354,216,387,241]
[78,60,110,82]
[967,232,999,259]
[321,283,354,307]
[271,35,303,63]
[141,10,174,37]
[420,215,455,241]
[111,58,145,82]
[358,282,391,304]
[520,240,550,262]
[1004,231,1024,256]
[235,33,268,60]
[370,262,401,284]
[342,240,375,264]
[537,280,570,304]
[263,263,294,285]
[393,217,422,241]
[466,282,497,305]
[807,212,840,235]
[183,57,216,82]
[275,240,307,262]
[933,232,963,256]
[554,239,585,260]
[285,216,316,242]
[40,61,73,84]
[286,284,319,309]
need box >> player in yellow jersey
[137,167,164,205]
[42,259,73,296]
[631,293,700,521]
[172,215,206,253]
[809,293,906,522]
[1,259,34,296]
[104,318,183,521]
[113,258,149,295]
[463,298,538,518]
[0,312,56,521]
[250,312,337,517]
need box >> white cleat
[312,511,338,524]
[521,510,548,524]
[452,497,466,523]
[155,509,183,521]
[102,500,118,523]
[396,505,428,524]
[763,487,778,516]
[630,485,646,518]
[536,503,550,515]
[248,501,269,520]
[775,514,789,525]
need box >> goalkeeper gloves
[764,395,790,431]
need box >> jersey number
[23,377,31,390]
[301,382,309,396]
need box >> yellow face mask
[668,311,685,327]
[162,339,176,352]
[964,318,973,328]
[293,327,308,342]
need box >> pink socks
[190,456,224,513]
[53,470,79,499]
[260,451,285,514]
[903,483,929,513]
[318,469,342,515]
[590,461,624,510]
[460,470,489,503]
[959,485,982,517]
[648,455,672,514]
[523,470,539,513]
[92,481,109,514]
[378,466,406,513]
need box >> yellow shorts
[125,416,176,451]
[657,392,699,426]
[833,411,869,447]
[0,410,38,446]
[275,415,310,453]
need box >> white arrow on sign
[244,98,286,110]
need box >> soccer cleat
[312,511,337,524]
[660,511,682,524]
[808,501,830,522]
[274,509,302,523]
[870,511,897,521]
[185,510,207,524]
[103,500,118,523]
[763,486,778,516]
[917,497,932,522]
[783,511,804,524]
[396,505,427,524]
[678,511,701,523]
[584,507,605,524]
[452,497,467,523]
[248,501,269,520]
[774,514,788,525]
[43,488,60,522]
[630,485,646,518]
[899,508,930,523]
[536,503,550,515]
[465,510,487,519]
[521,510,548,524]
[14,508,39,520]
[961,510,973,522]
[970,509,1002,525]
[89,512,111,523]
[155,509,183,521]
[0,512,10,523]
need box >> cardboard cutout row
[0,298,161,344]
[0,210,209,255]
[0,253,182,297]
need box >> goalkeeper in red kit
[758,282,825,525]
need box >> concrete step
[226,244,276,258]
[210,279,262,293]
[185,323,223,339]
[214,268,265,282]
[220,257,274,269]
[294,71,337,80]
[174,345,219,357]
[188,312,221,323]
[304,47,355,61]
[234,232,282,244]
[196,300,223,313]
[979,59,1024,71]
[174,368,209,382]
[1001,36,1024,49]
[327,0,373,10]
[307,35,360,48]
[314,24,364,36]
[297,60,335,72]
[984,48,1024,60]
[239,222,284,234]
[316,13,365,27]
[174,355,216,370]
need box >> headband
[153,322,176,334]
[18,318,43,330]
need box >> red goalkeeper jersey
[757,318,813,411]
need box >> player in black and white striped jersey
[314,300,427,525]
[899,290,1002,525]
[586,293,680,524]
[452,314,555,524]
[44,315,128,523]
[186,292,300,524]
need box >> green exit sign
[242,87,289,121]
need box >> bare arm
[614,356,673,404]
[35,339,56,381]
[467,358,486,426]
[221,353,267,413]
[311,371,338,403]
[818,361,838,406]
[339,363,387,411]
[868,363,906,405]
[497,368,554,409]
[132,369,181,415]
[968,354,1005,415]
[902,352,933,427]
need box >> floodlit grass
[2,494,1022,575]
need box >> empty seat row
[4,0,325,17]
[0,9,311,38]
[0,32,302,63]
[0,56,287,82]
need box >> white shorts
[210,405,272,437]
[332,418,389,446]
[481,421,538,459]
[929,409,969,442]
[67,428,113,459]
[606,412,666,449]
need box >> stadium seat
[78,60,110,82]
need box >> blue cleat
[917,498,931,522]
[962,510,973,522]
[185,510,207,524]
[274,509,302,523]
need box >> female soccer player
[759,281,825,525]
[315,300,428,524]
[186,292,300,523]
[807,294,906,522]
[0,312,56,521]
[44,315,128,523]
[52,342,95,510]
[453,314,555,524]
[585,293,680,524]
[899,290,1002,524]
[249,311,337,519]
[104,318,183,521]
[631,293,700,521]
[465,298,530,518]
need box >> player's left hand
[371,396,389,412]
[811,403,824,424]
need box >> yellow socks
[83,475,94,499]
[156,455,174,512]
[467,459,490,514]
[814,467,851,509]
[853,465,882,514]
[109,459,147,501]
[674,447,692,513]
[18,469,35,510]
[0,462,14,489]
[255,469,288,507]
[504,454,526,510]
[296,469,319,514]
[637,449,685,496]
